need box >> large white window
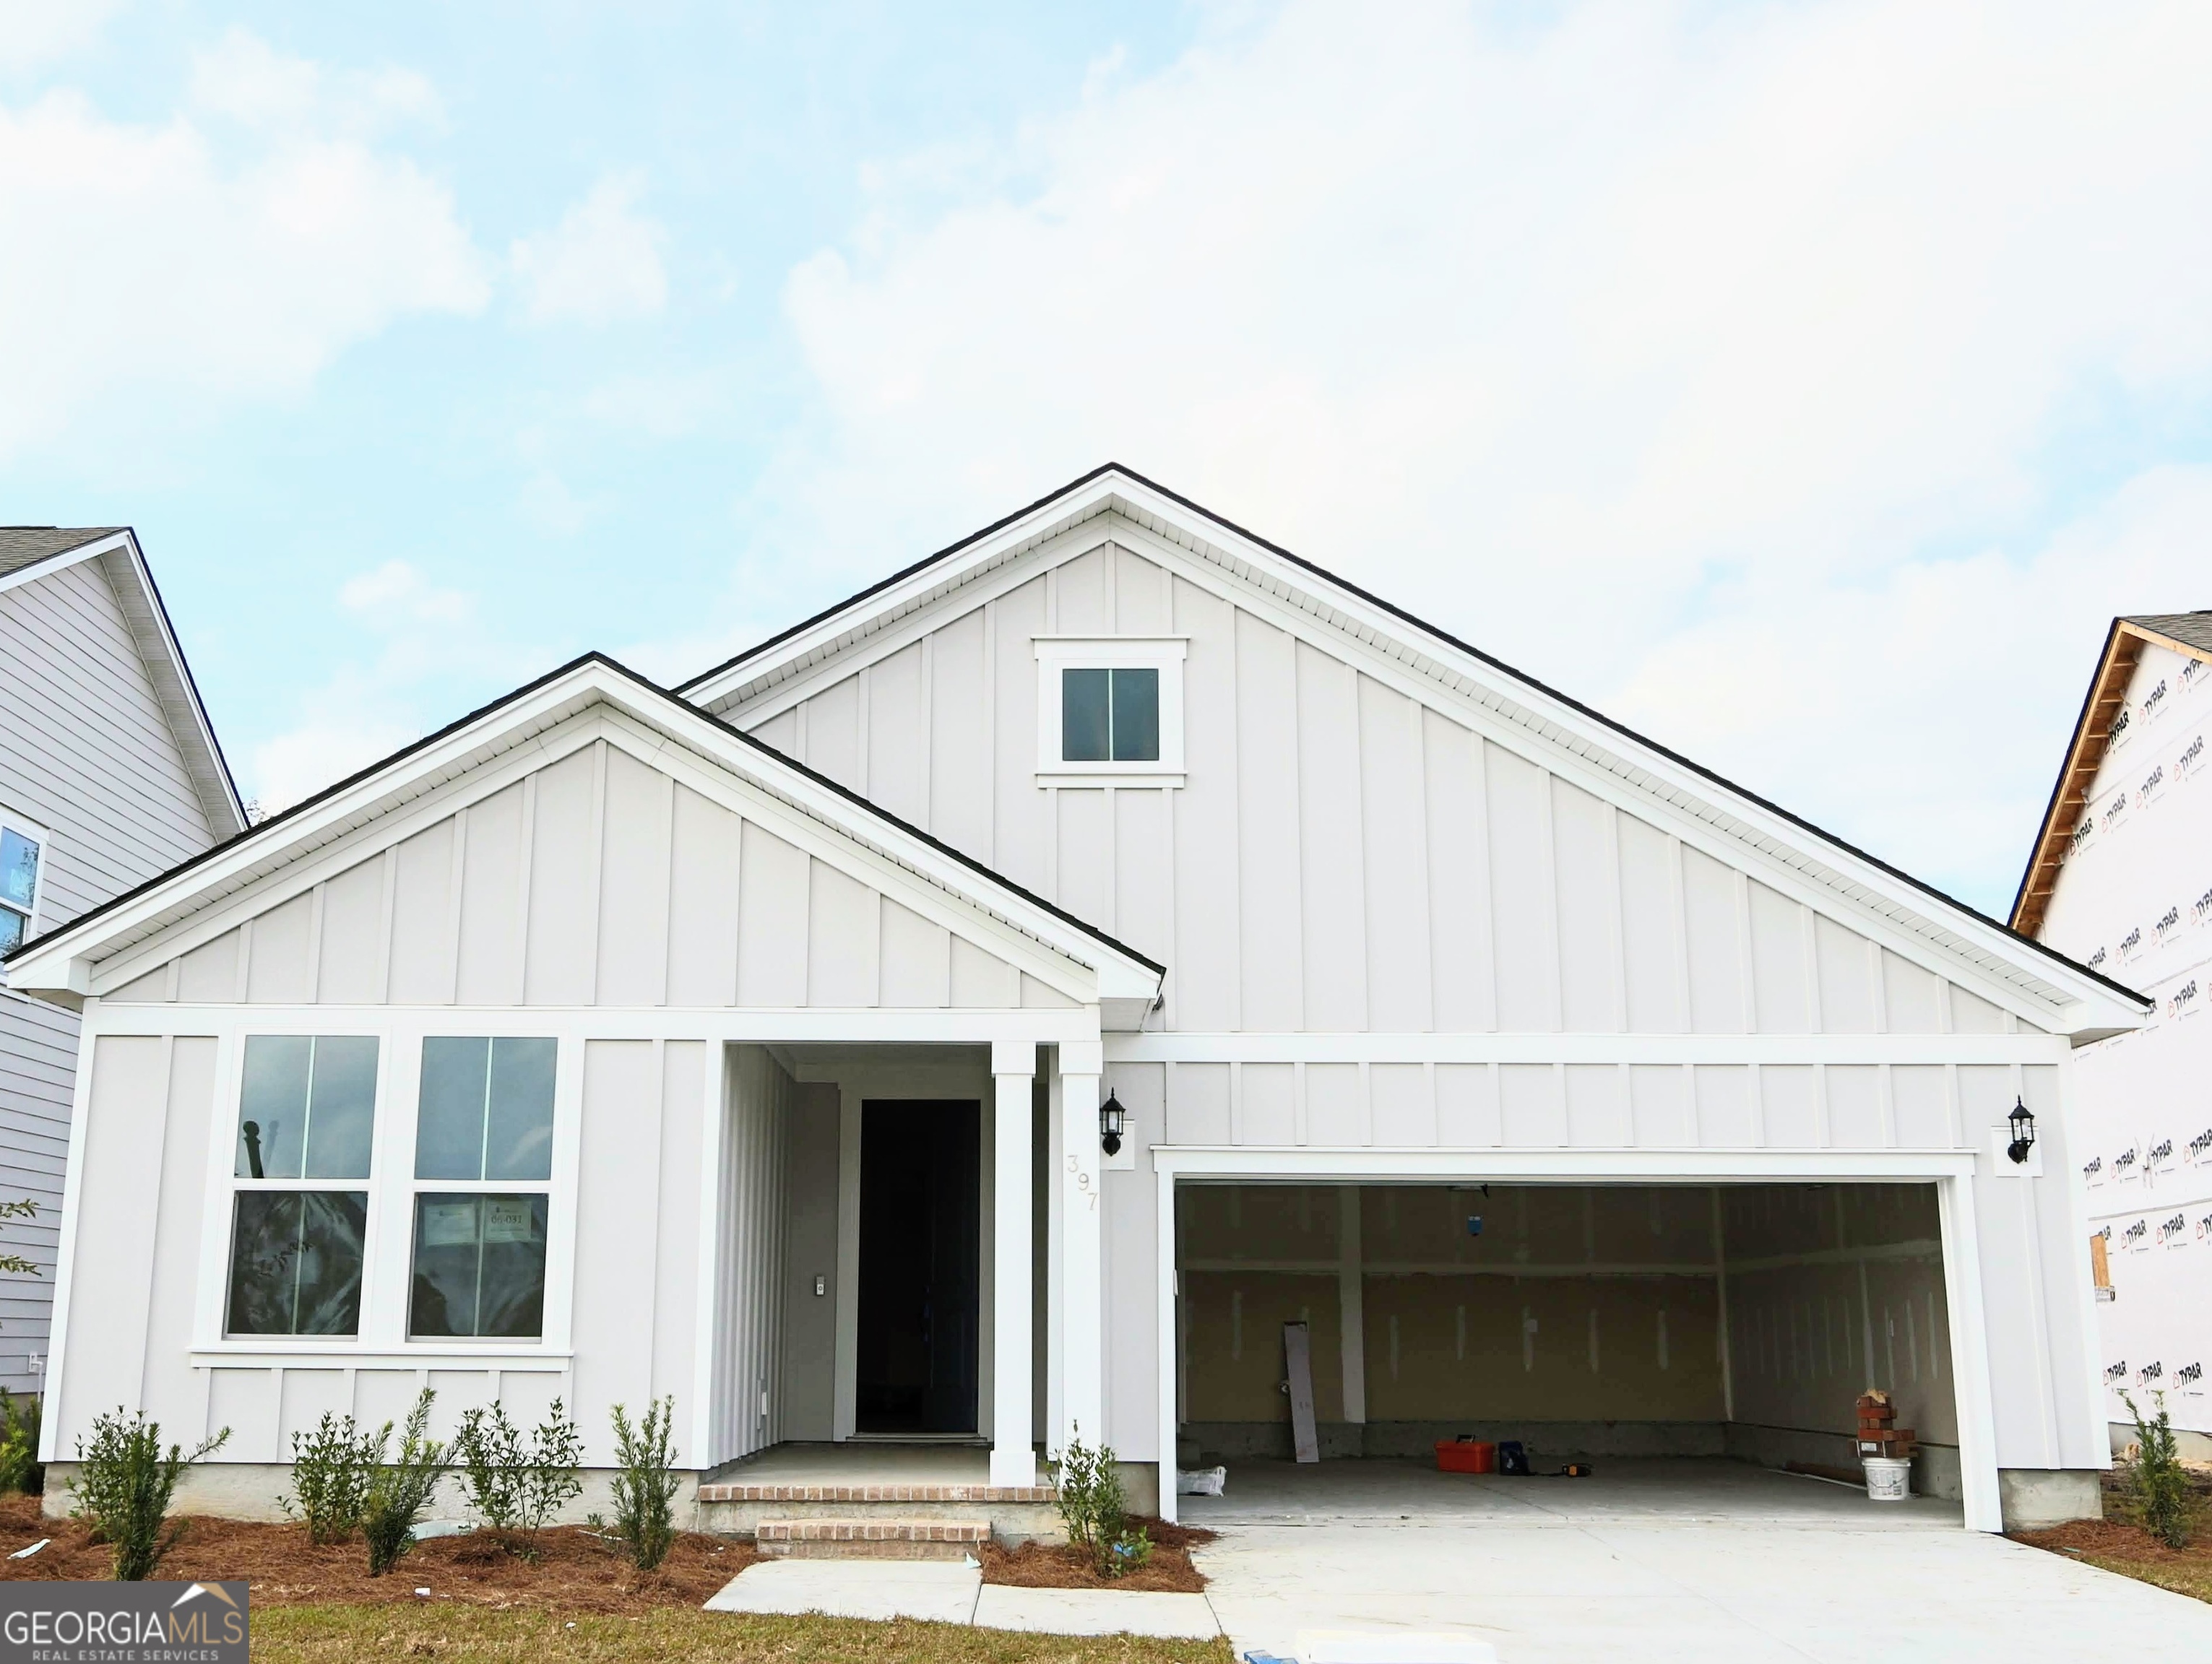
[226,1035,378,1336]
[1033,637,1186,784]
[0,818,47,956]
[408,1037,556,1340]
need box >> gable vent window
[1034,637,1186,784]
[1062,667,1159,762]
[0,820,46,956]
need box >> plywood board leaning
[1284,1320,1319,1463]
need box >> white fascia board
[13,662,1159,1010]
[0,530,124,596]
[694,479,2125,1039]
[100,533,248,836]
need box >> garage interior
[1172,1180,1961,1512]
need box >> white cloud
[0,0,122,76]
[189,27,442,137]
[0,36,490,457]
[511,175,668,326]
[339,559,472,625]
[746,0,2212,909]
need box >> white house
[2013,612,2212,1453]
[8,469,2141,1536]
[0,526,243,1395]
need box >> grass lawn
[253,1604,1237,1663]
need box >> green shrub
[608,1397,681,1571]
[363,1390,446,1577]
[281,1411,380,1544]
[2120,1390,2195,1549]
[1047,1427,1152,1579]
[66,1410,229,1580]
[0,1394,43,1495]
[450,1397,582,1555]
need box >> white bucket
[1862,1456,1912,1502]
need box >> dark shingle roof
[2124,612,2212,656]
[0,526,123,578]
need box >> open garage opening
[1171,1179,1962,1509]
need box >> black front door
[855,1099,980,1434]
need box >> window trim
[1032,636,1187,786]
[219,1031,384,1340]
[0,810,51,963]
[192,1019,582,1363]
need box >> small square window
[1061,667,1159,763]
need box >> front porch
[702,1030,1113,1507]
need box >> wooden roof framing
[2012,615,2212,937]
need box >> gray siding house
[0,527,243,1391]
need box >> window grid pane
[1061,668,1111,761]
[238,1035,312,1179]
[303,1036,377,1179]
[410,1192,548,1339]
[416,1036,491,1180]
[485,1039,558,1182]
[225,1190,366,1336]
[1109,668,1161,762]
[0,830,38,911]
[0,909,22,956]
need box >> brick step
[699,1482,1055,1504]
[755,1518,990,1561]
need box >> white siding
[0,558,225,1394]
[743,541,2000,1044]
[103,739,1050,1013]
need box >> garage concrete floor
[1185,1460,2212,1661]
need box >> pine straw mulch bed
[979,1517,1215,1593]
[2013,1471,2212,1606]
[0,1494,756,1613]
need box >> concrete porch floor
[705,1441,1000,1487]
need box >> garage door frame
[1151,1145,1998,1531]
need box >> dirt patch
[980,1517,1216,1594]
[0,1494,756,1613]
[2013,1516,2212,1604]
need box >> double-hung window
[409,1038,556,1340]
[0,820,47,956]
[226,1036,378,1336]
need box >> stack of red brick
[1855,1390,1915,1461]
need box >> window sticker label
[422,1200,478,1247]
[483,1198,536,1243]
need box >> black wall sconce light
[2007,1098,2036,1165]
[1100,1091,1128,1157]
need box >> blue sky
[6,1,2212,917]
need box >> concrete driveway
[1185,1459,2212,1662]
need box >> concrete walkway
[702,1559,1223,1638]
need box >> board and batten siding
[102,740,1075,1013]
[743,542,2020,1033]
[0,558,225,1393]
[53,1025,742,1474]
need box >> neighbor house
[8,469,2140,1538]
[2012,612,2212,1454]
[0,526,243,1395]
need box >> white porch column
[991,1039,1038,1488]
[1059,1041,1105,1454]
